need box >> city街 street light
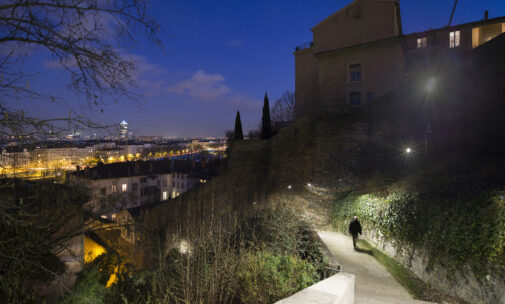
[405,147,412,154]
[426,77,436,93]
[288,185,292,190]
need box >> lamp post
[425,122,432,156]
[424,77,436,156]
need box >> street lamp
[288,185,292,190]
[405,147,412,154]
[426,77,436,93]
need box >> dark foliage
[234,110,244,140]
[0,179,88,303]
[261,92,272,139]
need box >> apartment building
[294,0,505,118]
[69,159,210,219]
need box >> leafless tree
[0,0,162,139]
[271,90,294,123]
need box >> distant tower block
[120,120,128,139]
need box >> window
[349,63,362,82]
[163,179,167,186]
[132,183,138,191]
[367,92,374,103]
[172,181,175,187]
[450,30,460,48]
[140,177,147,183]
[349,92,361,105]
[111,185,117,193]
[182,183,185,189]
[162,191,168,200]
[121,183,127,192]
[417,37,427,48]
[100,187,106,195]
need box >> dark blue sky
[14,0,505,137]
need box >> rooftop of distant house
[405,14,505,36]
[72,158,218,180]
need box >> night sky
[11,0,505,138]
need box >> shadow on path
[355,247,374,256]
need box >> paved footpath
[317,231,433,304]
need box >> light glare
[426,77,436,92]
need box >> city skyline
[7,0,505,137]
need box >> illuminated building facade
[69,159,210,220]
[120,120,128,139]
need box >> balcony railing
[295,41,314,52]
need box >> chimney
[485,10,489,20]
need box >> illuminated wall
[83,236,106,263]
[472,22,505,49]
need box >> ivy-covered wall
[331,158,505,303]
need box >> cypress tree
[261,92,272,139]
[234,110,244,140]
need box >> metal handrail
[323,265,341,278]
[295,41,314,51]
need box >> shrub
[237,251,318,304]
[238,206,327,276]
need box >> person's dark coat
[349,219,362,236]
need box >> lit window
[162,191,168,200]
[450,30,460,48]
[349,63,362,82]
[111,213,116,220]
[417,37,427,48]
[349,92,361,105]
[111,185,117,193]
[122,183,127,192]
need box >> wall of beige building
[311,0,401,54]
[294,48,319,119]
[316,40,404,108]
[294,0,403,119]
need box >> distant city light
[426,77,436,93]
[307,183,312,187]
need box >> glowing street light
[288,185,292,190]
[307,183,311,187]
[426,77,436,93]
[405,147,412,154]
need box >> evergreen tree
[234,110,244,140]
[261,92,273,139]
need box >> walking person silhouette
[348,216,362,250]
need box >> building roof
[405,15,505,37]
[73,158,218,180]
